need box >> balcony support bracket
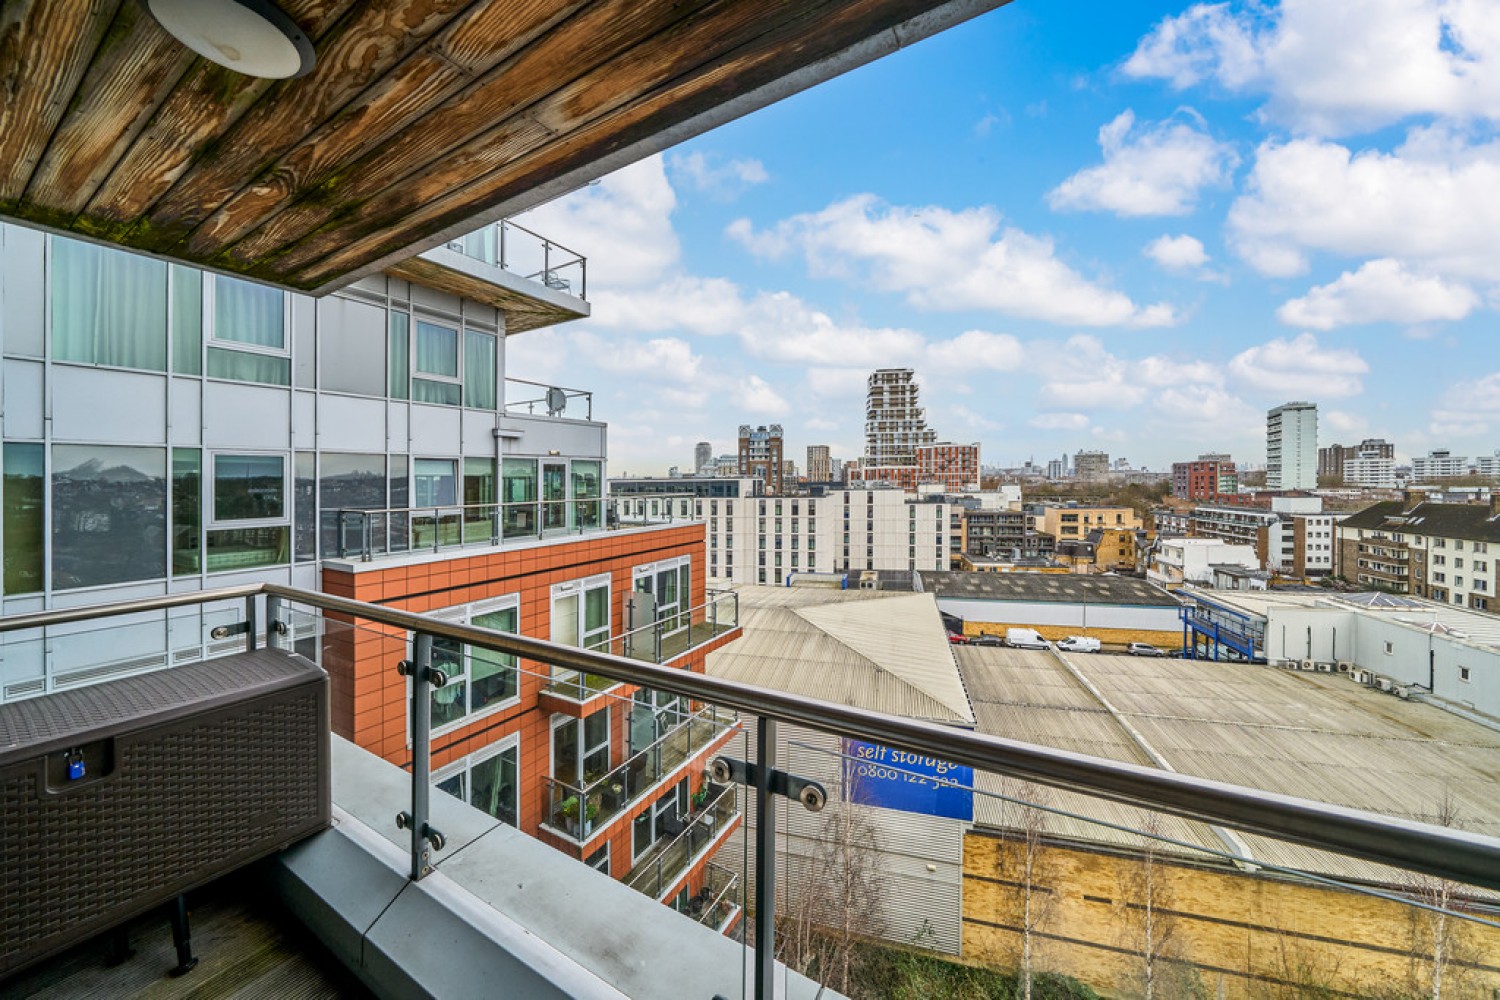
[710,755,827,814]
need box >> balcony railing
[6,583,1500,1000]
[623,783,738,900]
[545,590,739,699]
[329,499,605,561]
[542,705,735,841]
[446,219,587,300]
[504,376,593,420]
[608,495,701,527]
[690,861,741,932]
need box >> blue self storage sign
[843,740,974,821]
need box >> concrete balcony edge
[268,736,836,999]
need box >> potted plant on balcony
[559,795,598,837]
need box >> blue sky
[513,0,1500,476]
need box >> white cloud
[925,330,1025,373]
[729,195,1176,327]
[950,405,1002,431]
[805,417,839,431]
[733,375,788,416]
[1028,412,1092,431]
[1430,371,1500,436]
[1228,129,1500,280]
[573,333,702,380]
[1124,0,1500,135]
[668,152,769,199]
[514,156,678,288]
[1144,233,1210,270]
[1048,110,1237,216]
[1324,409,1370,436]
[1277,258,1480,329]
[1228,333,1370,397]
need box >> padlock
[66,750,85,781]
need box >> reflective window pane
[52,237,167,371]
[388,312,409,399]
[214,454,285,521]
[207,346,291,385]
[412,377,460,406]
[172,449,201,576]
[463,330,497,409]
[414,459,457,507]
[215,275,284,348]
[414,320,458,377]
[3,444,44,595]
[470,746,517,827]
[205,526,289,572]
[52,445,166,589]
[172,264,202,375]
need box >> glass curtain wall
[502,458,537,539]
[51,238,167,370]
[51,445,167,589]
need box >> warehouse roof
[1192,589,1500,652]
[919,571,1180,607]
[706,586,974,725]
[957,647,1500,889]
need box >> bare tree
[1120,814,1185,1000]
[777,763,887,995]
[1404,792,1478,1000]
[993,780,1055,1000]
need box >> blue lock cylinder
[66,751,85,781]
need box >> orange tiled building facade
[321,523,744,924]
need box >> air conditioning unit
[1300,659,1316,671]
[1316,662,1334,672]
[1,649,329,978]
[1351,669,1370,685]
[1375,677,1393,692]
[1336,661,1353,673]
[1394,685,1411,699]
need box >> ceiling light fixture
[146,0,315,79]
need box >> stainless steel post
[754,715,776,999]
[410,632,434,880]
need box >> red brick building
[1171,454,1238,501]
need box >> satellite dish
[546,387,567,417]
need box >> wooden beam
[80,0,352,236]
[142,0,475,249]
[0,0,120,205]
[291,0,915,285]
[216,0,718,267]
[23,3,195,218]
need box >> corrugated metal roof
[958,649,1500,890]
[706,586,975,724]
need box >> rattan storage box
[0,649,329,978]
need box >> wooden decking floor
[2,872,371,1000]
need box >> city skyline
[510,0,1500,474]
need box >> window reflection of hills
[53,449,167,589]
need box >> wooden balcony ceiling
[0,0,1006,294]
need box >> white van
[1057,636,1101,653]
[1004,628,1050,650]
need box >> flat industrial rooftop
[956,647,1500,889]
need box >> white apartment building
[1343,452,1397,489]
[1267,401,1317,490]
[1412,449,1470,480]
[701,489,949,585]
[1148,538,1260,588]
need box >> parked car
[971,633,1004,647]
[947,633,970,645]
[1057,636,1101,653]
[1004,628,1050,650]
[1127,642,1166,657]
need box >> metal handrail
[543,706,734,838]
[4,581,1500,891]
[331,499,605,560]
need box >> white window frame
[433,732,520,827]
[420,594,523,738]
[208,451,290,528]
[208,274,291,357]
